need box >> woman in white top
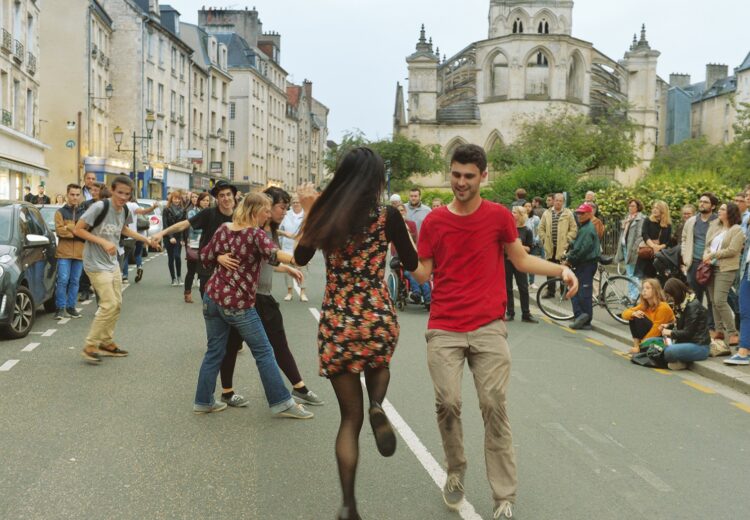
[703,202,745,346]
[279,196,308,301]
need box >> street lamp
[89,83,114,100]
[113,112,157,181]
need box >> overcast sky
[179,0,750,143]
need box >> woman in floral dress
[294,147,418,520]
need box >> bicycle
[535,256,639,324]
[386,257,410,311]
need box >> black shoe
[78,290,90,302]
[408,292,422,304]
[66,307,81,319]
[135,267,143,283]
[54,309,66,320]
[505,313,515,321]
[541,292,554,299]
[522,315,539,324]
[570,313,591,330]
[369,402,396,457]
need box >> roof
[694,76,737,103]
[738,51,750,73]
[91,0,113,28]
[214,33,257,69]
[286,85,301,107]
[179,23,211,72]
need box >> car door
[27,206,58,300]
[19,207,54,305]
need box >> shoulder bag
[695,261,713,286]
[637,226,664,261]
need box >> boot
[184,291,193,303]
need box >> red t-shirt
[418,200,518,332]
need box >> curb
[520,288,750,396]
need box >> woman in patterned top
[294,147,418,520]
[193,192,313,419]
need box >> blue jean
[739,270,750,348]
[196,294,294,412]
[55,258,83,310]
[121,242,143,279]
[405,272,431,303]
[623,251,640,300]
[571,261,597,323]
[664,342,709,363]
[164,239,182,279]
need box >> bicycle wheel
[386,272,398,303]
[535,278,575,321]
[602,275,640,324]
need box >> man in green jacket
[565,203,601,330]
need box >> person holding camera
[659,278,711,370]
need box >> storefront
[83,157,132,186]
[164,164,191,193]
[0,157,49,201]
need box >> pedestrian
[735,192,749,235]
[565,203,601,330]
[584,190,599,217]
[532,196,545,219]
[279,195,309,302]
[74,176,160,364]
[294,147,420,520]
[636,200,671,279]
[614,198,645,298]
[406,187,431,233]
[431,197,443,209]
[389,193,402,207]
[184,192,211,303]
[54,194,65,204]
[398,203,430,308]
[53,184,85,320]
[81,172,97,201]
[622,278,674,355]
[23,186,33,202]
[671,204,695,247]
[726,226,750,365]
[154,180,250,407]
[32,185,50,205]
[505,206,538,323]
[162,190,187,286]
[538,193,578,298]
[510,187,526,208]
[681,193,717,331]
[523,201,542,290]
[186,191,199,213]
[704,202,745,347]
[660,278,711,370]
[195,192,314,420]
[122,195,158,284]
[410,144,578,520]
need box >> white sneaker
[530,283,539,291]
[283,293,292,301]
[667,361,688,371]
[300,294,309,302]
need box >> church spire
[635,23,651,50]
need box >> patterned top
[201,224,279,309]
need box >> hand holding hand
[149,238,162,251]
[217,253,240,271]
[286,266,304,284]
[169,237,177,245]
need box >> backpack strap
[91,199,110,231]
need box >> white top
[126,202,140,233]
[710,231,726,253]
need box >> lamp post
[113,112,156,182]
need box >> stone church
[394,0,668,187]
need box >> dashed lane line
[652,369,671,376]
[682,380,716,394]
[0,360,19,372]
[57,318,70,325]
[732,402,750,414]
[41,329,57,337]
[310,306,482,520]
[585,338,604,347]
[21,343,40,353]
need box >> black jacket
[163,205,187,240]
[670,299,711,346]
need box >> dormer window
[512,18,524,34]
[538,20,550,34]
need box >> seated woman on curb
[622,278,675,355]
[659,278,711,370]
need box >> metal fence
[600,214,624,257]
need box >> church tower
[406,25,440,122]
[488,0,574,39]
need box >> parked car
[137,198,165,250]
[0,202,58,339]
[37,204,63,243]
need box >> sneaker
[724,353,750,366]
[442,473,465,510]
[135,267,144,283]
[283,293,293,301]
[293,389,325,406]
[408,292,422,304]
[66,307,81,319]
[275,403,314,419]
[667,361,688,371]
[81,349,102,365]
[177,276,183,286]
[99,344,129,357]
[193,401,228,414]
[300,294,309,302]
[221,394,249,407]
[541,292,554,299]
[493,500,513,519]
[505,313,515,321]
[171,278,178,286]
[530,283,539,291]
[522,314,539,324]
[122,276,128,284]
[54,309,66,320]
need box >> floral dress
[317,207,399,378]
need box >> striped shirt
[551,210,562,247]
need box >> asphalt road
[1,252,750,520]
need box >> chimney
[669,73,691,89]
[706,63,728,89]
[303,79,313,103]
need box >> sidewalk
[520,288,750,396]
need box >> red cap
[575,203,594,213]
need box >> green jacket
[566,221,600,266]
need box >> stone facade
[394,0,667,187]
[0,0,47,200]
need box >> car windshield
[38,206,58,231]
[0,206,13,243]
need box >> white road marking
[41,329,57,337]
[21,343,40,352]
[80,300,92,306]
[58,318,70,325]
[629,465,673,492]
[293,279,301,297]
[0,360,19,371]
[122,284,130,293]
[311,309,482,520]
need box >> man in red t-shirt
[413,144,578,519]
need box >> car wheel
[1,286,36,339]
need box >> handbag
[185,246,199,262]
[136,215,150,231]
[695,262,713,286]
[637,227,665,260]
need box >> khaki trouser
[707,269,738,336]
[84,269,123,349]
[426,319,517,503]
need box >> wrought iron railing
[1,29,11,53]
[13,40,24,62]
[1,109,12,127]
[27,52,36,75]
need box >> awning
[0,157,49,177]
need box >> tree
[323,129,368,174]
[650,137,730,175]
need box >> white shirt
[710,231,726,254]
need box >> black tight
[266,329,303,386]
[329,367,391,513]
[220,326,243,390]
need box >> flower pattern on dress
[318,207,399,378]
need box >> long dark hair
[299,147,385,251]
[263,186,291,242]
[663,278,691,307]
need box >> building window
[229,130,235,148]
[538,20,550,34]
[229,102,236,119]
[157,83,164,113]
[512,18,523,34]
[229,161,235,180]
[146,78,153,110]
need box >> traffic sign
[65,140,76,149]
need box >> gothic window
[536,52,548,67]
[567,53,584,102]
[491,53,509,98]
[538,20,549,34]
[526,50,551,99]
[513,18,523,34]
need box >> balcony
[170,111,177,122]
[13,40,24,64]
[1,29,11,53]
[27,52,36,75]
[1,109,11,126]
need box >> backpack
[90,199,130,236]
